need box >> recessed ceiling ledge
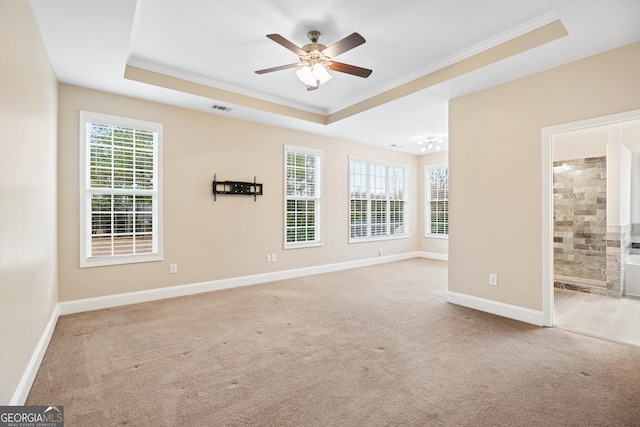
[326,19,568,124]
[124,65,328,125]
[124,19,567,128]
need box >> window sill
[80,253,163,268]
[284,241,323,250]
[425,234,449,240]
[349,234,410,244]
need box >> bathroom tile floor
[554,288,640,347]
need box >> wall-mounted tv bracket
[212,174,263,202]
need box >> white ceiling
[30,0,640,154]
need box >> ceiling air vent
[211,104,233,112]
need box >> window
[349,157,409,242]
[79,111,162,267]
[425,164,449,237]
[284,145,322,248]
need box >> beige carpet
[27,259,640,426]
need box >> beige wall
[552,126,607,161]
[0,1,58,404]
[58,84,419,301]
[419,151,449,256]
[449,41,640,310]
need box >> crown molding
[126,56,329,116]
[328,11,561,114]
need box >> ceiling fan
[255,30,372,91]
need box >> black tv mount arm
[212,174,263,202]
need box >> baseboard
[417,251,448,261]
[446,291,544,326]
[10,304,60,405]
[59,252,423,315]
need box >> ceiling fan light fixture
[296,65,317,86]
[311,63,332,84]
[296,54,332,88]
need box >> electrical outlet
[169,264,178,274]
[267,254,272,262]
[489,274,498,286]
[272,253,277,262]
[378,247,383,256]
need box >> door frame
[541,109,640,327]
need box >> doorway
[542,110,640,345]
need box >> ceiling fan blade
[255,63,299,74]
[266,34,306,56]
[329,61,372,78]
[322,32,366,58]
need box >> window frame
[79,110,163,268]
[424,163,449,239]
[283,145,323,249]
[349,156,410,243]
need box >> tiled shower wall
[553,157,607,293]
[606,224,631,297]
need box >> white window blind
[349,157,409,242]
[284,145,322,248]
[80,111,162,267]
[425,165,449,236]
